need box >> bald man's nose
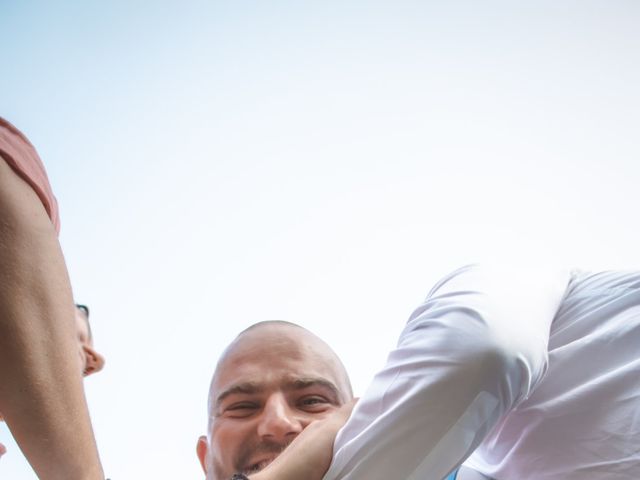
[257,394,304,441]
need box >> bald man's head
[197,321,352,480]
[211,321,353,409]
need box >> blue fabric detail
[445,469,459,480]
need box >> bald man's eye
[298,396,332,412]
[224,402,259,418]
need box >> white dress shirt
[323,265,640,480]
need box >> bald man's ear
[197,435,209,474]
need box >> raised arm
[0,144,103,478]
[323,264,569,480]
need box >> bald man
[197,321,355,480]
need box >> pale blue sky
[1,1,639,478]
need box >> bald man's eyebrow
[215,382,264,410]
[285,377,341,404]
[215,377,342,411]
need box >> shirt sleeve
[323,264,570,480]
[0,117,60,234]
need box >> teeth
[249,458,274,473]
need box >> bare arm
[0,158,103,479]
[248,401,356,480]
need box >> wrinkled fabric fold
[0,117,60,233]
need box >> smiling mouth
[244,456,277,474]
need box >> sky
[1,1,639,478]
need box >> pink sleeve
[0,117,60,234]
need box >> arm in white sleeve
[323,264,570,480]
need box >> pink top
[0,117,60,234]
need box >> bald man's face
[197,324,352,480]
